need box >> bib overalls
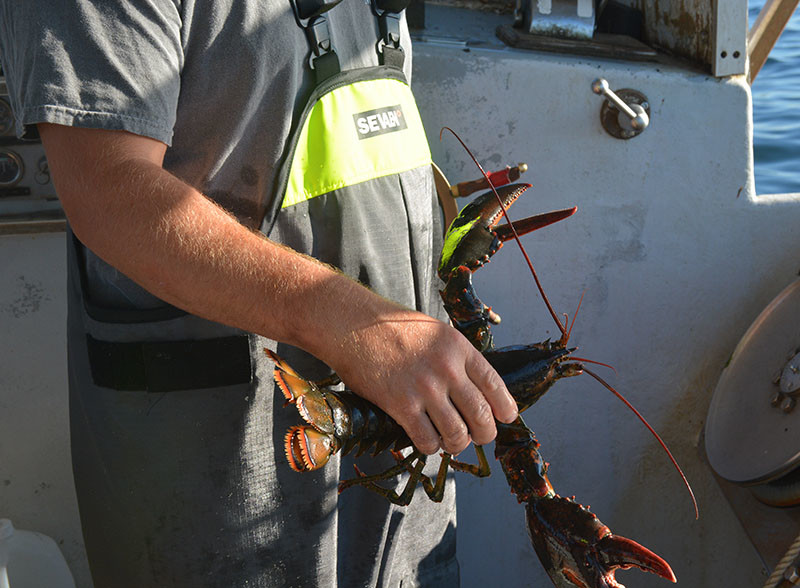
[66,1,458,586]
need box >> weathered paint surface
[0,233,90,586]
[645,0,713,68]
[441,0,715,69]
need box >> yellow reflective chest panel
[272,66,433,215]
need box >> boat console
[0,66,63,234]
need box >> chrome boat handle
[591,78,650,139]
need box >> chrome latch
[591,78,650,139]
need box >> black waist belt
[86,334,252,392]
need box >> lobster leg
[448,444,491,477]
[382,450,453,498]
[339,450,453,505]
[339,450,419,491]
[339,450,434,506]
[407,452,452,503]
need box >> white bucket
[0,519,75,588]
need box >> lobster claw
[438,183,576,278]
[525,495,676,588]
[438,183,576,351]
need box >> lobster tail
[285,426,335,472]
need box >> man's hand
[39,123,517,455]
[310,301,518,456]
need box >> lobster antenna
[569,356,618,375]
[582,366,699,520]
[440,127,567,339]
[565,291,617,373]
[438,128,697,516]
[565,290,585,345]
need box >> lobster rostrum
[270,130,696,587]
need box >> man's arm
[41,124,518,455]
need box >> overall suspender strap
[371,0,412,69]
[266,0,430,233]
[290,0,345,84]
[289,0,413,83]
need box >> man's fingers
[449,381,497,446]
[400,341,516,453]
[465,352,517,424]
[398,408,442,455]
[328,310,518,456]
[425,397,471,455]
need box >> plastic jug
[0,519,76,588]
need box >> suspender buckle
[289,0,344,80]
[309,17,335,57]
[379,13,402,50]
[370,0,409,67]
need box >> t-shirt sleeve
[0,0,183,145]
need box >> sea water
[751,1,800,195]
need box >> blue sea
[751,1,800,194]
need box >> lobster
[268,131,697,587]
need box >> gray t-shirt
[0,0,412,227]
[0,0,413,309]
